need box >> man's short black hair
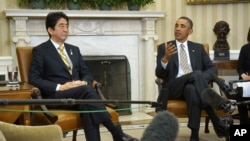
[45,12,69,37]
[178,16,193,29]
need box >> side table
[213,60,238,70]
[0,83,33,125]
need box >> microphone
[202,88,250,113]
[0,98,160,108]
[201,88,232,113]
[140,111,179,141]
[211,74,232,96]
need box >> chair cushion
[167,100,228,118]
[167,100,188,117]
[31,106,119,132]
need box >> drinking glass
[7,65,19,85]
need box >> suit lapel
[172,41,179,69]
[45,41,62,64]
[45,40,71,73]
[65,45,74,64]
[187,42,196,69]
[64,44,78,75]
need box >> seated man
[29,11,138,141]
[155,16,229,141]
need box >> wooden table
[213,60,238,70]
[0,83,33,125]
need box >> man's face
[174,19,193,43]
[48,18,68,44]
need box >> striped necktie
[180,44,191,74]
[58,45,72,75]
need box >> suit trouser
[158,70,219,130]
[47,85,111,141]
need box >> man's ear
[48,27,53,35]
[188,29,193,35]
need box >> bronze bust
[213,21,230,51]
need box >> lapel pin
[70,49,73,55]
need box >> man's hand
[59,80,88,91]
[161,42,177,63]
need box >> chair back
[16,47,33,83]
[203,43,209,55]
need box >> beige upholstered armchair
[0,121,63,141]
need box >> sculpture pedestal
[214,50,230,60]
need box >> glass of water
[7,65,19,86]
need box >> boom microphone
[211,73,232,95]
[201,88,232,113]
[140,111,179,141]
[0,99,160,108]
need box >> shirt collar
[50,39,64,50]
[176,40,188,48]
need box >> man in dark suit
[155,16,228,141]
[29,11,138,141]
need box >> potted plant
[46,0,65,9]
[86,0,122,10]
[67,0,84,10]
[18,0,65,9]
[18,0,46,9]
[123,0,155,11]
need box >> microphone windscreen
[140,111,179,141]
[201,88,226,110]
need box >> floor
[63,111,232,141]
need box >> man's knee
[188,70,203,82]
[185,84,196,94]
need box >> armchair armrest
[31,87,58,123]
[155,78,163,95]
[93,81,118,109]
[155,78,163,85]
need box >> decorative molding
[4,10,165,18]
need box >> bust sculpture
[213,21,230,51]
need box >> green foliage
[18,0,82,8]
[18,0,154,9]
[123,0,155,7]
[18,0,29,6]
[87,0,122,8]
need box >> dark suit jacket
[155,40,218,85]
[29,40,93,97]
[237,43,250,79]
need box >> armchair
[155,43,230,135]
[16,47,120,141]
[0,121,63,141]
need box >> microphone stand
[232,100,250,106]
[0,99,160,108]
